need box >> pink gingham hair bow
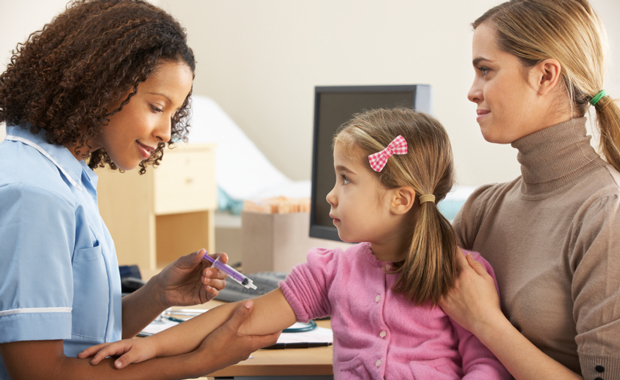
[368,135,408,172]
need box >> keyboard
[214,272,288,303]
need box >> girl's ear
[529,58,563,96]
[390,186,416,214]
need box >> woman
[0,1,277,379]
[439,0,620,379]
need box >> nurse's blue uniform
[0,125,122,379]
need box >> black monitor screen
[309,85,432,241]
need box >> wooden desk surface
[209,319,333,377]
[169,300,334,378]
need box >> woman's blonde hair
[335,108,457,306]
[474,0,620,171]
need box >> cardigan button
[596,365,605,373]
[376,359,381,367]
[380,330,387,338]
[375,295,380,302]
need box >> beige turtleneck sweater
[454,118,620,379]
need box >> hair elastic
[419,194,436,204]
[590,90,607,106]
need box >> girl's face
[326,140,401,247]
[467,23,545,144]
[91,60,193,170]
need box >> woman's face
[92,60,193,170]
[467,23,544,144]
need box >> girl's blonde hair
[474,0,620,172]
[335,108,457,306]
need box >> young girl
[0,1,276,379]
[80,108,510,379]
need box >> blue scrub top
[0,125,122,378]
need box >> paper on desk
[140,319,180,336]
[276,326,333,344]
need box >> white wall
[0,0,69,141]
[2,1,619,187]
[159,0,514,186]
[158,0,620,186]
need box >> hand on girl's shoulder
[458,248,489,272]
[456,247,499,294]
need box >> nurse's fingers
[77,342,112,359]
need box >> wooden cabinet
[96,143,217,270]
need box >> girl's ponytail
[394,194,457,306]
[594,96,620,173]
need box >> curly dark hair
[0,0,195,173]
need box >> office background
[1,0,619,188]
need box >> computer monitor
[309,84,433,241]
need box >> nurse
[0,1,278,379]
[439,0,620,379]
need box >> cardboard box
[241,211,352,274]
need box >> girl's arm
[80,288,296,368]
[0,302,279,380]
[439,252,581,380]
[121,249,228,338]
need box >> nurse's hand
[438,248,504,337]
[189,301,281,377]
[155,248,229,308]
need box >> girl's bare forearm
[150,288,297,358]
[147,302,237,358]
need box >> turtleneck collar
[511,117,601,196]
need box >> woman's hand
[439,249,584,380]
[154,248,229,308]
[439,248,503,336]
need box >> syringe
[202,252,257,290]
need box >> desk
[167,300,334,380]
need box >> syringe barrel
[212,259,246,284]
[202,252,252,288]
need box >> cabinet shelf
[96,143,216,270]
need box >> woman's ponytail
[594,96,620,173]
